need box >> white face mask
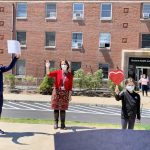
[126,85,135,92]
[61,64,67,71]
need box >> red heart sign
[109,70,124,85]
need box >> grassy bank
[1,117,150,130]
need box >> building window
[99,64,109,79]
[16,60,26,76]
[142,3,150,19]
[100,3,112,20]
[71,62,81,74]
[16,3,27,18]
[73,3,84,20]
[49,61,55,69]
[46,3,56,19]
[45,32,56,48]
[16,31,26,47]
[99,33,111,49]
[72,33,83,49]
[142,34,150,48]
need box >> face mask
[126,85,135,92]
[61,64,67,71]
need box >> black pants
[142,85,148,96]
[54,110,66,125]
[0,92,3,117]
[121,118,135,129]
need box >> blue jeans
[121,118,135,129]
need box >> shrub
[38,68,56,95]
[4,74,15,89]
[22,75,36,86]
[73,69,103,90]
[73,69,85,89]
[92,69,103,89]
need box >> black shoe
[61,124,66,130]
[54,123,58,129]
[0,129,5,134]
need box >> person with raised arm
[46,60,73,129]
[0,54,20,134]
[115,78,141,129]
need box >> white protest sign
[7,40,21,54]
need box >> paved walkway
[3,92,150,108]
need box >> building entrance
[136,67,150,81]
[128,57,150,81]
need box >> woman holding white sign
[0,41,20,134]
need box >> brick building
[0,0,150,82]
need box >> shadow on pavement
[0,131,52,145]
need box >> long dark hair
[59,60,70,70]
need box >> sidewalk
[0,122,87,150]
[0,122,103,150]
[3,92,150,109]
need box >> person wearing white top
[138,74,149,96]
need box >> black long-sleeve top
[115,90,141,120]
[0,57,18,92]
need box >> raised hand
[115,85,120,94]
[15,53,21,58]
[45,60,50,68]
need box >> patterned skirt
[51,88,69,110]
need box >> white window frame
[100,3,112,20]
[73,3,84,20]
[16,2,27,19]
[45,3,57,20]
[72,32,83,49]
[45,32,56,49]
[142,3,150,19]
[99,33,111,49]
[16,31,27,48]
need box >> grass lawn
[0,117,150,130]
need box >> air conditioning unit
[74,13,83,20]
[143,13,150,19]
[99,43,105,48]
[77,43,82,48]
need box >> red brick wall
[0,1,150,78]
[0,3,13,74]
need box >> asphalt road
[2,101,150,124]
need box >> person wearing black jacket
[115,78,141,129]
[0,54,20,134]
